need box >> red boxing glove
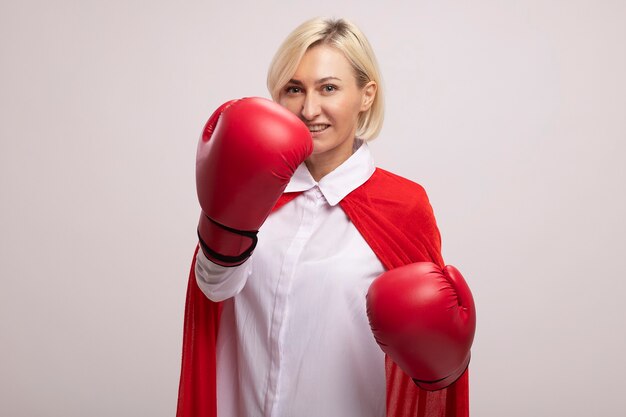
[196,97,313,266]
[366,262,476,390]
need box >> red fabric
[177,168,469,417]
[340,168,469,417]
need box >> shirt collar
[285,139,376,206]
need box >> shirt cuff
[195,248,252,302]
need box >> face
[278,45,376,166]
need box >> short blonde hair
[267,17,384,141]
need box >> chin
[310,139,328,154]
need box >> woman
[178,17,474,417]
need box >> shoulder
[367,168,432,210]
[342,167,443,264]
[344,167,438,228]
[370,168,442,250]
[345,167,443,261]
[372,167,426,191]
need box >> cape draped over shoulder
[176,167,469,417]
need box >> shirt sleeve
[194,248,252,302]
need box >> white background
[1,1,625,416]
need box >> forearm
[194,249,252,302]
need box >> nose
[300,93,321,121]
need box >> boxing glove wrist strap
[411,353,471,391]
[412,375,451,389]
[197,214,258,266]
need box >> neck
[305,139,358,182]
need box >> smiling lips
[307,124,330,133]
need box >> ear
[360,81,377,112]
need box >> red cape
[177,168,469,417]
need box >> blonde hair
[267,17,384,140]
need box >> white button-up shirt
[195,142,386,417]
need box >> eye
[284,86,302,95]
[322,84,338,93]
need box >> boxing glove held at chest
[196,97,313,266]
[366,262,476,390]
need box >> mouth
[307,124,330,135]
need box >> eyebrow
[287,76,342,86]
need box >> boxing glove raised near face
[196,97,313,266]
[366,262,476,390]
